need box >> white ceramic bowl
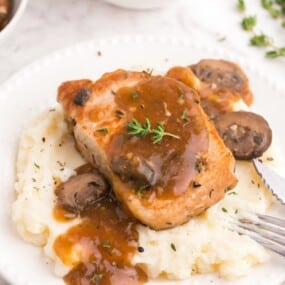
[102,0,179,10]
[0,0,28,42]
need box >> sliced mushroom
[190,59,253,106]
[112,154,157,186]
[214,111,272,160]
[55,169,109,214]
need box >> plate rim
[1,34,285,285]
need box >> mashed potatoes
[12,108,276,280]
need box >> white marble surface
[0,0,284,90]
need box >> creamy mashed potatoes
[12,108,276,280]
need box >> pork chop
[58,69,237,230]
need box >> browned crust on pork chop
[58,69,237,230]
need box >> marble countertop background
[0,0,284,284]
[0,0,284,89]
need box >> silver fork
[234,213,285,257]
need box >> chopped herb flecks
[181,109,188,121]
[131,91,138,99]
[95,128,108,136]
[90,273,103,284]
[102,240,111,249]
[237,0,285,58]
[34,163,40,169]
[241,16,257,31]
[250,34,271,46]
[170,243,177,252]
[237,0,246,12]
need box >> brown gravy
[53,75,209,284]
[54,164,147,285]
[54,194,147,285]
[109,76,209,198]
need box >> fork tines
[236,213,285,257]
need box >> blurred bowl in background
[102,0,179,10]
[0,0,28,42]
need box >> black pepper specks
[73,88,91,106]
[138,246,144,253]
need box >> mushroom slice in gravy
[214,111,272,160]
[167,59,254,119]
[55,166,109,217]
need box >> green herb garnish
[102,240,111,249]
[222,207,228,213]
[136,184,151,197]
[262,0,282,18]
[127,118,151,137]
[152,123,180,144]
[131,91,138,99]
[127,119,180,144]
[170,243,177,252]
[178,87,185,99]
[250,34,271,46]
[241,16,257,31]
[181,109,188,121]
[266,47,285,58]
[237,0,285,58]
[95,128,108,136]
[237,0,246,12]
[90,273,103,284]
[34,163,40,169]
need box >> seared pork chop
[58,69,237,230]
[167,59,253,119]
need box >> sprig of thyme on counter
[127,118,180,144]
[236,0,285,58]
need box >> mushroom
[190,59,253,106]
[55,170,109,214]
[214,111,272,160]
[0,0,11,30]
[112,154,157,186]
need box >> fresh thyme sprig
[127,118,180,144]
[151,123,180,144]
[127,118,151,137]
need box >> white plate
[1,35,285,285]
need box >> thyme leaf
[127,118,151,137]
[241,16,257,31]
[127,119,180,144]
[250,34,271,46]
[238,0,246,12]
[170,243,177,252]
[95,128,108,136]
[152,123,180,144]
[266,47,285,58]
